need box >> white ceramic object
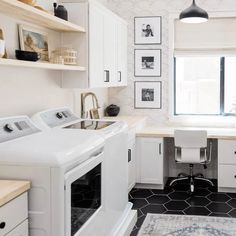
[0,40,5,58]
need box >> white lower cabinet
[136,137,164,186]
[0,192,28,236]
[218,139,236,192]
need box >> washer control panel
[40,108,78,128]
[0,116,40,143]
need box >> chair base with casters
[170,130,214,193]
[169,164,214,193]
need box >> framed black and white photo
[134,81,162,109]
[134,16,162,45]
[134,49,161,77]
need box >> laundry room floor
[129,178,236,236]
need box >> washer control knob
[56,112,64,119]
[4,124,14,133]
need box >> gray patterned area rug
[138,214,236,236]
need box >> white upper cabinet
[89,3,104,88]
[116,19,128,87]
[61,0,128,88]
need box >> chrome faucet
[81,92,100,119]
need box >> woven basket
[53,48,78,65]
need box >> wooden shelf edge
[0,58,86,71]
[0,0,86,33]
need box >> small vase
[53,3,68,21]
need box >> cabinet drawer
[0,192,28,235]
[6,220,28,236]
[218,140,236,164]
[218,165,236,188]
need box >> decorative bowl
[15,50,41,62]
[106,104,120,117]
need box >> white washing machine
[31,107,136,236]
[0,116,109,236]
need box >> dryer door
[64,150,104,236]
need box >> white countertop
[136,126,236,140]
[104,116,147,129]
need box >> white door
[103,10,117,87]
[137,137,164,185]
[116,19,127,87]
[89,3,104,88]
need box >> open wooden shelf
[0,58,86,71]
[0,0,85,32]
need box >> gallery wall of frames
[134,16,162,109]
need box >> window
[174,56,236,116]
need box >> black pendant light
[179,0,209,23]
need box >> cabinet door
[128,139,136,191]
[116,20,127,87]
[137,138,163,185]
[103,11,117,87]
[89,3,104,88]
[6,220,28,236]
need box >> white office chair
[169,130,214,193]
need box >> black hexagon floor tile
[227,193,236,199]
[194,188,210,197]
[130,189,153,199]
[168,191,190,200]
[147,195,170,204]
[136,215,146,228]
[130,198,148,209]
[207,202,232,213]
[184,206,210,216]
[164,210,185,215]
[187,196,210,206]
[229,209,236,217]
[228,199,236,208]
[137,209,144,218]
[165,200,189,211]
[141,204,166,214]
[130,228,139,236]
[171,184,190,191]
[207,193,230,202]
[151,188,173,195]
[209,212,230,217]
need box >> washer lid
[0,128,105,168]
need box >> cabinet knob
[0,222,6,229]
[234,151,236,154]
[234,175,236,179]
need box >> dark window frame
[174,56,234,116]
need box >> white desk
[136,126,236,193]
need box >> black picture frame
[134,81,162,109]
[134,49,162,77]
[134,16,162,45]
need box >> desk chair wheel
[190,177,194,192]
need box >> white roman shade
[175,17,236,55]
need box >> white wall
[0,0,108,118]
[107,0,236,126]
